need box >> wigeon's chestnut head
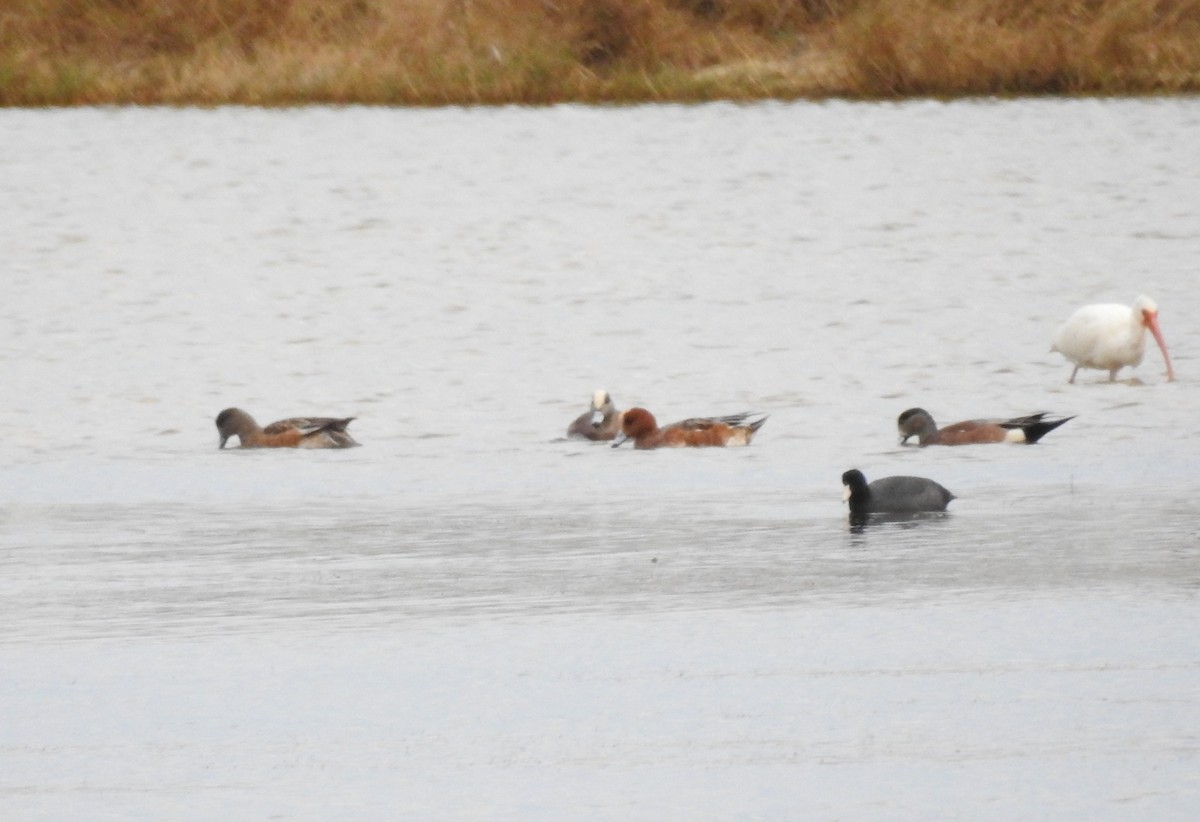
[566,389,622,441]
[620,407,658,440]
[215,407,359,449]
[613,407,768,450]
[897,408,1074,446]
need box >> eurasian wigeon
[215,408,359,449]
[841,469,954,518]
[566,390,622,441]
[897,408,1074,446]
[613,407,768,449]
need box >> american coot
[897,408,1074,446]
[215,408,359,449]
[1051,295,1175,383]
[841,469,954,517]
[613,408,769,449]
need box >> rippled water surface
[3,100,1199,819]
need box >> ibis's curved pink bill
[1051,295,1175,383]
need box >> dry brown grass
[1,0,1198,105]
[825,0,1200,96]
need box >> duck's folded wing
[666,412,764,431]
[997,412,1054,429]
[667,416,721,432]
[264,416,354,435]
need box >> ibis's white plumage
[1051,295,1175,383]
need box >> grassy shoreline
[3,0,1200,106]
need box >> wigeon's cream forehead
[591,389,610,409]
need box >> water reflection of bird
[1051,295,1175,383]
[897,408,1074,446]
[842,469,954,520]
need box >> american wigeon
[567,390,622,441]
[215,408,359,449]
[613,407,768,449]
[1051,295,1175,383]
[841,469,954,517]
[897,408,1074,446]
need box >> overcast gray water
[2,100,1199,819]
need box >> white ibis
[1051,295,1175,383]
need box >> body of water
[2,99,1199,819]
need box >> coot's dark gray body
[842,469,954,516]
